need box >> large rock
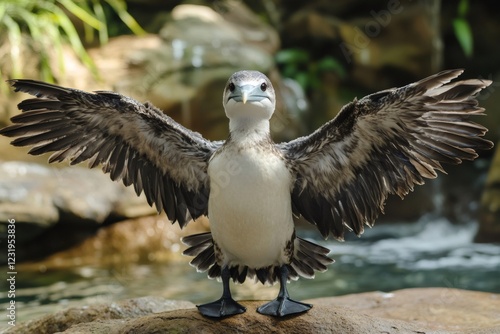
[0,161,155,226]
[17,215,209,270]
[4,297,194,334]
[318,288,500,333]
[5,288,500,333]
[0,162,59,239]
[0,161,156,263]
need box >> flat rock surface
[312,288,500,333]
[5,288,500,334]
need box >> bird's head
[223,71,276,123]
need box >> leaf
[0,0,144,87]
[275,48,310,65]
[57,0,103,30]
[92,1,108,44]
[105,0,146,35]
[453,18,473,58]
[52,6,99,77]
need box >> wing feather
[0,79,223,227]
[280,69,493,240]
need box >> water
[1,218,499,327]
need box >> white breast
[208,145,294,269]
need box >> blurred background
[0,0,499,324]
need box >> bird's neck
[228,117,271,145]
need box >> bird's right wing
[279,70,493,240]
[0,80,223,227]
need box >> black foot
[197,297,246,318]
[257,297,312,317]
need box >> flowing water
[1,216,499,327]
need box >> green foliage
[453,0,473,58]
[275,48,346,92]
[0,0,145,93]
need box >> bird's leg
[197,266,246,318]
[257,265,312,317]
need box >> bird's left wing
[0,80,223,227]
[278,69,493,240]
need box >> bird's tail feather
[182,232,334,285]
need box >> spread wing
[0,80,223,227]
[279,69,493,240]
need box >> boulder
[4,297,194,334]
[0,161,155,226]
[316,288,500,333]
[5,288,500,334]
[0,161,59,241]
[17,215,209,270]
[0,161,156,263]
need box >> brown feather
[280,69,493,240]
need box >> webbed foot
[198,297,246,318]
[257,297,311,317]
[197,266,246,318]
[257,265,312,317]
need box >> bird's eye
[260,82,267,91]
[228,82,235,92]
